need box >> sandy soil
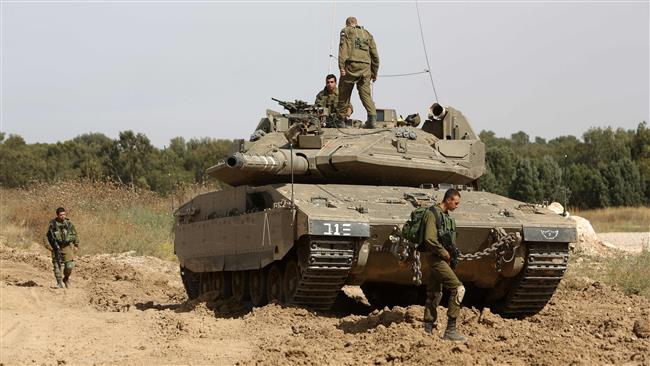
[1,243,649,366]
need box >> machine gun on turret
[271,98,321,115]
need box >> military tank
[174,99,576,318]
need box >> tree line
[0,131,232,193]
[0,122,648,209]
[479,122,649,209]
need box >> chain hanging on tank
[391,227,521,285]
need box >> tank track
[292,237,355,310]
[500,242,569,318]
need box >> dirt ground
[1,242,649,366]
[598,232,650,253]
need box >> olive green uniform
[423,206,464,323]
[46,218,79,286]
[337,25,379,118]
[315,86,339,114]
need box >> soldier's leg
[423,275,442,323]
[60,246,75,288]
[356,76,377,127]
[52,256,63,288]
[336,74,355,117]
[432,259,467,341]
[63,261,75,288]
[431,259,463,318]
[423,276,442,334]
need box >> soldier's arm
[314,92,322,106]
[369,34,379,79]
[423,210,449,259]
[69,222,79,245]
[338,29,349,72]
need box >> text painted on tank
[309,220,370,237]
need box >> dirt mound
[2,244,650,365]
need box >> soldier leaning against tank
[45,207,79,289]
[422,188,467,341]
[336,16,379,129]
[315,74,339,113]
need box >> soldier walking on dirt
[45,207,79,288]
[336,16,379,129]
[422,189,467,341]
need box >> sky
[1,1,648,147]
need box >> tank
[174,99,576,318]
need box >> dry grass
[0,180,214,260]
[572,207,650,233]
[564,250,650,300]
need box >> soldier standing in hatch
[422,188,467,341]
[337,16,379,129]
[46,207,79,288]
[315,74,339,113]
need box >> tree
[509,159,540,202]
[108,131,154,188]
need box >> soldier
[315,74,339,113]
[45,207,79,288]
[336,16,379,129]
[422,188,467,341]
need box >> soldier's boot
[364,115,377,129]
[442,317,467,342]
[424,322,435,334]
[334,115,347,128]
[56,278,64,289]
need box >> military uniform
[337,25,379,122]
[46,218,79,288]
[422,205,466,340]
[314,86,339,114]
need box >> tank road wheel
[249,269,268,307]
[231,271,250,302]
[180,267,200,300]
[283,260,300,304]
[199,272,215,295]
[213,272,232,299]
[266,263,284,303]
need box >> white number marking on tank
[323,223,353,236]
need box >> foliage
[0,122,648,209]
[0,131,232,194]
[564,248,650,301]
[479,122,649,208]
[0,180,212,259]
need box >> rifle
[46,224,63,270]
[51,242,62,270]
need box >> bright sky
[2,1,648,147]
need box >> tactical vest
[431,206,457,248]
[49,219,76,245]
[344,26,372,63]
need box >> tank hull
[175,183,575,316]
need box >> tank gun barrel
[225,151,309,175]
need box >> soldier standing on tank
[422,188,467,341]
[336,16,379,129]
[45,207,80,288]
[315,74,339,113]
